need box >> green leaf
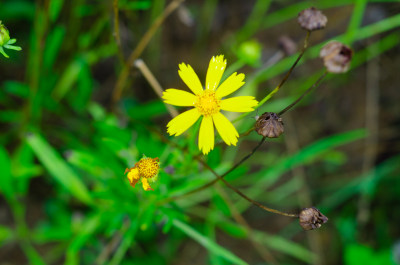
[173,219,248,265]
[49,0,64,21]
[250,129,367,197]
[0,146,13,199]
[344,244,395,265]
[26,133,93,205]
[0,225,13,245]
[52,57,85,100]
[66,213,103,265]
[212,193,231,217]
[43,25,66,70]
[217,221,247,239]
[253,230,316,262]
[3,81,30,98]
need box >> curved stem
[156,134,297,217]
[197,136,267,192]
[233,30,311,123]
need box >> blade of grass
[252,230,316,263]
[236,129,366,211]
[26,133,93,205]
[172,219,248,265]
[0,146,13,200]
[344,0,367,45]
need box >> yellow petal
[126,167,140,182]
[126,167,140,188]
[142,178,153,191]
[215,72,245,99]
[162,89,196,106]
[205,55,227,91]
[220,96,258,112]
[167,108,201,136]
[198,116,214,155]
[178,63,204,95]
[212,112,239,146]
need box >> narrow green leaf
[0,225,13,245]
[259,129,366,187]
[43,25,66,70]
[0,146,13,199]
[237,129,366,211]
[52,58,85,100]
[109,220,139,265]
[173,219,248,265]
[217,221,247,239]
[253,230,316,262]
[66,213,102,265]
[344,0,367,44]
[26,133,93,204]
[49,0,64,21]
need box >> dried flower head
[255,112,284,138]
[297,7,327,31]
[320,41,353,73]
[299,207,328,231]
[125,156,160,191]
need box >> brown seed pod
[299,207,328,231]
[320,41,353,73]
[255,112,284,138]
[297,7,328,31]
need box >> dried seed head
[299,207,328,231]
[255,112,284,138]
[278,35,297,56]
[297,7,327,31]
[320,41,353,73]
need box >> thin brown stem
[238,30,311,120]
[111,0,184,108]
[279,70,328,116]
[156,133,297,218]
[187,136,267,195]
[213,185,278,264]
[201,161,298,218]
[275,30,311,93]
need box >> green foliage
[1,0,400,264]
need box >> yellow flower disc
[195,90,220,117]
[137,157,160,178]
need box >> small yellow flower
[163,55,258,154]
[125,157,160,191]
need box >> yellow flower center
[137,157,160,178]
[195,90,220,117]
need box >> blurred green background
[1,0,400,264]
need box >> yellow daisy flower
[163,55,258,154]
[125,157,160,191]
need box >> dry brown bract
[320,41,353,73]
[299,207,328,231]
[255,112,284,138]
[297,7,327,31]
